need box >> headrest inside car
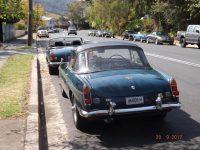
[54,41,64,46]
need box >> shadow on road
[63,109,200,149]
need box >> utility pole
[28,0,33,46]
[35,2,39,49]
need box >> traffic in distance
[89,24,200,48]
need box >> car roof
[76,41,140,52]
[68,26,76,29]
[48,37,83,47]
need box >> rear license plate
[126,96,144,105]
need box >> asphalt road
[38,30,200,150]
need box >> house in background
[41,16,56,28]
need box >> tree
[67,0,87,29]
[86,0,135,34]
[66,0,200,35]
[187,0,200,24]
[0,0,24,41]
[21,0,45,31]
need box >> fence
[1,23,26,42]
[2,24,15,42]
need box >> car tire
[180,38,187,47]
[62,89,67,98]
[198,44,200,49]
[72,95,87,130]
[49,66,55,75]
[155,39,159,45]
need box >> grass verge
[0,55,33,118]
[17,46,32,50]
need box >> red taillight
[170,78,179,97]
[50,52,54,61]
[83,85,92,105]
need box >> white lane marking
[145,52,200,68]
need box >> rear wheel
[49,66,55,75]
[72,95,87,130]
[198,44,200,49]
[62,89,67,98]
[180,38,187,47]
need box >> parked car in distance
[37,26,47,31]
[146,31,174,45]
[131,32,147,42]
[177,25,200,48]
[121,30,136,40]
[59,41,181,130]
[95,30,104,37]
[68,26,77,35]
[48,28,60,33]
[37,30,49,38]
[103,31,114,38]
[88,30,97,36]
[46,37,83,74]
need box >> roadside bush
[168,30,177,38]
[15,24,26,30]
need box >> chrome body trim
[79,103,181,118]
[49,62,61,66]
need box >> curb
[38,48,70,150]
[24,56,39,150]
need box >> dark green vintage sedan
[59,41,181,130]
[46,37,83,74]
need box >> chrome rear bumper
[79,103,181,118]
[49,62,61,67]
